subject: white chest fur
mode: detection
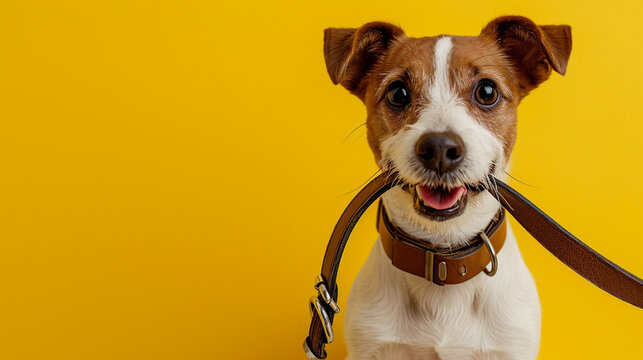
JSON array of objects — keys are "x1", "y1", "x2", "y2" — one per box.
[{"x1": 343, "y1": 223, "x2": 541, "y2": 360}]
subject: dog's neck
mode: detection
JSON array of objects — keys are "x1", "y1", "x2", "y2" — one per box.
[{"x1": 381, "y1": 186, "x2": 502, "y2": 248}]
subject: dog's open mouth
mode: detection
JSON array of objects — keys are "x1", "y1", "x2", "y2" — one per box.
[
  {"x1": 411, "y1": 184, "x2": 469, "y2": 221},
  {"x1": 417, "y1": 185, "x2": 467, "y2": 210},
  {"x1": 402, "y1": 180, "x2": 488, "y2": 222}
]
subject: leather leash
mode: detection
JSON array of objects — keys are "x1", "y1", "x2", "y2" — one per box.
[
  {"x1": 304, "y1": 172, "x2": 643, "y2": 359},
  {"x1": 490, "y1": 177, "x2": 643, "y2": 308}
]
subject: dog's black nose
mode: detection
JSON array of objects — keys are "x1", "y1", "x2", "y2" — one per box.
[{"x1": 415, "y1": 133, "x2": 464, "y2": 175}]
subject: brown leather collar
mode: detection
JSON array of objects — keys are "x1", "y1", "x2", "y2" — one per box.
[{"x1": 377, "y1": 202, "x2": 506, "y2": 285}]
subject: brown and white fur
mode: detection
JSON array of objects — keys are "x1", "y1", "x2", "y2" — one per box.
[{"x1": 323, "y1": 16, "x2": 572, "y2": 360}]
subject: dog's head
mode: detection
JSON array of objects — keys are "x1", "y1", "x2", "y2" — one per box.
[{"x1": 323, "y1": 16, "x2": 571, "y2": 243}]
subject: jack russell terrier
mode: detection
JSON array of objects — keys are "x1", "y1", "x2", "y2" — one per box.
[{"x1": 323, "y1": 16, "x2": 571, "y2": 359}]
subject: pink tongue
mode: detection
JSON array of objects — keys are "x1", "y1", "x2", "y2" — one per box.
[{"x1": 418, "y1": 186, "x2": 466, "y2": 210}]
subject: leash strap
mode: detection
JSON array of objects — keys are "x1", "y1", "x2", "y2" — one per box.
[
  {"x1": 304, "y1": 173, "x2": 392, "y2": 359},
  {"x1": 491, "y1": 177, "x2": 643, "y2": 308},
  {"x1": 304, "y1": 173, "x2": 643, "y2": 359}
]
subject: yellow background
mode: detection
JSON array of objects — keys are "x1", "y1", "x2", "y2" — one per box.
[{"x1": 1, "y1": 0, "x2": 642, "y2": 359}]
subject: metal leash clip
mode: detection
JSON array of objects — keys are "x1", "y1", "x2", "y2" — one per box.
[
  {"x1": 303, "y1": 275, "x2": 341, "y2": 359},
  {"x1": 314, "y1": 275, "x2": 340, "y2": 314}
]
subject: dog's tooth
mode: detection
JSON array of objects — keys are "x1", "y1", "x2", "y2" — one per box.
[
  {"x1": 460, "y1": 187, "x2": 468, "y2": 200},
  {"x1": 455, "y1": 187, "x2": 465, "y2": 201}
]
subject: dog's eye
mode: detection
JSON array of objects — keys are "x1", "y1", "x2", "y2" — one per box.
[
  {"x1": 473, "y1": 79, "x2": 499, "y2": 107},
  {"x1": 386, "y1": 81, "x2": 410, "y2": 109}
]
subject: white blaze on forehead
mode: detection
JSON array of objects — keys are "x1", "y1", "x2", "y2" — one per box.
[
  {"x1": 379, "y1": 34, "x2": 504, "y2": 187},
  {"x1": 430, "y1": 36, "x2": 453, "y2": 104}
]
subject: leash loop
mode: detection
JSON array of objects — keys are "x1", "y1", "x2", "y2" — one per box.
[
  {"x1": 303, "y1": 337, "x2": 324, "y2": 360},
  {"x1": 304, "y1": 173, "x2": 393, "y2": 359}
]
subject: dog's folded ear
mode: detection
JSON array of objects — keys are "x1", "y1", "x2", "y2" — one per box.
[
  {"x1": 324, "y1": 22, "x2": 405, "y2": 97},
  {"x1": 480, "y1": 16, "x2": 572, "y2": 96}
]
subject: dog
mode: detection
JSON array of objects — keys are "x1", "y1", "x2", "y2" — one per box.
[{"x1": 322, "y1": 16, "x2": 571, "y2": 359}]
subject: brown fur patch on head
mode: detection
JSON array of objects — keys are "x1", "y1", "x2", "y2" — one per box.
[
  {"x1": 361, "y1": 36, "x2": 438, "y2": 163},
  {"x1": 360, "y1": 34, "x2": 521, "y2": 163},
  {"x1": 480, "y1": 16, "x2": 572, "y2": 97},
  {"x1": 323, "y1": 22, "x2": 406, "y2": 99},
  {"x1": 448, "y1": 36, "x2": 519, "y2": 160},
  {"x1": 323, "y1": 17, "x2": 571, "y2": 166}
]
